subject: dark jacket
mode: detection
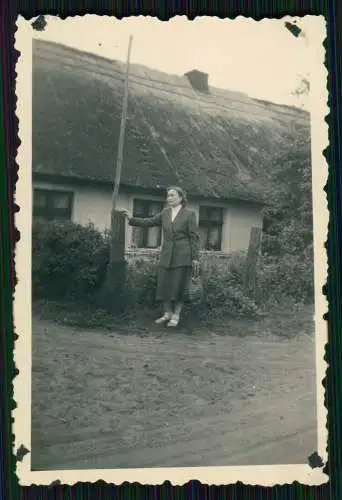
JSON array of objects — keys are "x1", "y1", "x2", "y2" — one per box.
[{"x1": 129, "y1": 206, "x2": 200, "y2": 268}]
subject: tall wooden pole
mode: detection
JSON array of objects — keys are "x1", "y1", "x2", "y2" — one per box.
[
  {"x1": 243, "y1": 226, "x2": 262, "y2": 298},
  {"x1": 111, "y1": 34, "x2": 133, "y2": 211},
  {"x1": 101, "y1": 36, "x2": 133, "y2": 311}
]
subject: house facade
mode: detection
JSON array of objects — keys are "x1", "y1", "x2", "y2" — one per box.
[
  {"x1": 32, "y1": 178, "x2": 263, "y2": 254},
  {"x1": 32, "y1": 40, "x2": 310, "y2": 256}
]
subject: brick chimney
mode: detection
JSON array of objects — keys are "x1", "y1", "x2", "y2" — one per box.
[{"x1": 184, "y1": 69, "x2": 209, "y2": 94}]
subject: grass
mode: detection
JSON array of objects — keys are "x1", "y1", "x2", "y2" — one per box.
[
  {"x1": 32, "y1": 298, "x2": 314, "y2": 339},
  {"x1": 31, "y1": 300, "x2": 317, "y2": 470}
]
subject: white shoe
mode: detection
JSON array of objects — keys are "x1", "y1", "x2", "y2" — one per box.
[
  {"x1": 155, "y1": 314, "x2": 171, "y2": 324},
  {"x1": 167, "y1": 315, "x2": 180, "y2": 327}
]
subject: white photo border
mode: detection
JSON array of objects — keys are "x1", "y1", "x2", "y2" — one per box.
[{"x1": 13, "y1": 14, "x2": 329, "y2": 486}]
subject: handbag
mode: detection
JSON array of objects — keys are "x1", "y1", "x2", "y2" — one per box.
[{"x1": 187, "y1": 274, "x2": 204, "y2": 304}]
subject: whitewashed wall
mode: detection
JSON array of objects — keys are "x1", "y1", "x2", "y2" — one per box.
[{"x1": 228, "y1": 205, "x2": 264, "y2": 252}]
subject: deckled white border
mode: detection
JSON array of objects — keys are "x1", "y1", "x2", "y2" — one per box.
[{"x1": 13, "y1": 14, "x2": 329, "y2": 486}]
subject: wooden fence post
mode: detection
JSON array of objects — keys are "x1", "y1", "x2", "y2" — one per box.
[
  {"x1": 100, "y1": 210, "x2": 127, "y2": 311},
  {"x1": 243, "y1": 226, "x2": 262, "y2": 296}
]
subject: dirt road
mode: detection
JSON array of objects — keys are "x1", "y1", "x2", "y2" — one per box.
[{"x1": 31, "y1": 313, "x2": 317, "y2": 470}]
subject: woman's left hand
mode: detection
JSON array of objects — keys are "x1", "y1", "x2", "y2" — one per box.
[{"x1": 192, "y1": 260, "x2": 200, "y2": 277}]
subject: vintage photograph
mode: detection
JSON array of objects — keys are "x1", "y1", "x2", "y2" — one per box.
[{"x1": 14, "y1": 15, "x2": 328, "y2": 485}]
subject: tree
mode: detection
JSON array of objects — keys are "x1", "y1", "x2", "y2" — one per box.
[
  {"x1": 262, "y1": 123, "x2": 313, "y2": 258},
  {"x1": 260, "y1": 123, "x2": 314, "y2": 302}
]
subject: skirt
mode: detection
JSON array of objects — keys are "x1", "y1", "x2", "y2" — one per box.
[{"x1": 156, "y1": 266, "x2": 192, "y2": 303}]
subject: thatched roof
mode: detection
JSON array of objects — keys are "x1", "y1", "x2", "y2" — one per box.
[{"x1": 32, "y1": 39, "x2": 310, "y2": 204}]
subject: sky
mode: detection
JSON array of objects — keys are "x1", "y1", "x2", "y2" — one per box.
[{"x1": 32, "y1": 15, "x2": 322, "y2": 109}]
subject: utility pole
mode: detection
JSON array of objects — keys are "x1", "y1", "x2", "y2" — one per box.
[
  {"x1": 102, "y1": 36, "x2": 133, "y2": 311},
  {"x1": 111, "y1": 35, "x2": 133, "y2": 211}
]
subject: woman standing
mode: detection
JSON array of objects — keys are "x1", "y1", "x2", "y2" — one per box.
[{"x1": 124, "y1": 186, "x2": 200, "y2": 327}]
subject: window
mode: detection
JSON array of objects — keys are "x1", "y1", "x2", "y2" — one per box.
[
  {"x1": 33, "y1": 188, "x2": 73, "y2": 221},
  {"x1": 199, "y1": 206, "x2": 223, "y2": 251},
  {"x1": 131, "y1": 199, "x2": 163, "y2": 249}
]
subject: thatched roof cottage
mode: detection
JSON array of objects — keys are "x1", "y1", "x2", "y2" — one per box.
[{"x1": 32, "y1": 40, "x2": 310, "y2": 254}]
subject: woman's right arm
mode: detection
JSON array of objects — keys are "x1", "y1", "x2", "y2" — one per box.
[{"x1": 125, "y1": 209, "x2": 164, "y2": 228}]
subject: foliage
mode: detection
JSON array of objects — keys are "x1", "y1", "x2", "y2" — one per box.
[
  {"x1": 255, "y1": 254, "x2": 314, "y2": 305},
  {"x1": 32, "y1": 219, "x2": 261, "y2": 318},
  {"x1": 32, "y1": 203, "x2": 314, "y2": 326},
  {"x1": 124, "y1": 252, "x2": 261, "y2": 317},
  {"x1": 124, "y1": 257, "x2": 159, "y2": 308},
  {"x1": 32, "y1": 218, "x2": 109, "y2": 300},
  {"x1": 261, "y1": 122, "x2": 314, "y2": 302},
  {"x1": 200, "y1": 253, "x2": 260, "y2": 317}
]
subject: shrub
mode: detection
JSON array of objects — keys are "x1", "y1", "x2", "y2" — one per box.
[
  {"x1": 32, "y1": 218, "x2": 109, "y2": 300},
  {"x1": 124, "y1": 257, "x2": 159, "y2": 308},
  {"x1": 32, "y1": 219, "x2": 313, "y2": 319},
  {"x1": 201, "y1": 252, "x2": 260, "y2": 317},
  {"x1": 122, "y1": 251, "x2": 260, "y2": 317},
  {"x1": 255, "y1": 252, "x2": 314, "y2": 305}
]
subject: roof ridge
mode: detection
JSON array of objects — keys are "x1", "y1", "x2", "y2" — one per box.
[
  {"x1": 33, "y1": 39, "x2": 308, "y2": 118},
  {"x1": 35, "y1": 54, "x2": 308, "y2": 123}
]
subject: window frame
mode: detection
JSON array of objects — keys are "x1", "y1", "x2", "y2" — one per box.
[
  {"x1": 198, "y1": 205, "x2": 224, "y2": 251},
  {"x1": 33, "y1": 188, "x2": 74, "y2": 221},
  {"x1": 131, "y1": 198, "x2": 164, "y2": 249}
]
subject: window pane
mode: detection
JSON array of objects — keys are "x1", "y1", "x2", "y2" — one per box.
[
  {"x1": 147, "y1": 227, "x2": 161, "y2": 248},
  {"x1": 131, "y1": 227, "x2": 145, "y2": 248},
  {"x1": 207, "y1": 226, "x2": 221, "y2": 250},
  {"x1": 33, "y1": 209, "x2": 48, "y2": 219},
  {"x1": 53, "y1": 210, "x2": 70, "y2": 221},
  {"x1": 34, "y1": 190, "x2": 47, "y2": 208},
  {"x1": 199, "y1": 206, "x2": 223, "y2": 223},
  {"x1": 210, "y1": 208, "x2": 223, "y2": 222},
  {"x1": 199, "y1": 227, "x2": 208, "y2": 249},
  {"x1": 148, "y1": 202, "x2": 162, "y2": 216},
  {"x1": 34, "y1": 189, "x2": 72, "y2": 221},
  {"x1": 199, "y1": 206, "x2": 209, "y2": 222},
  {"x1": 133, "y1": 200, "x2": 163, "y2": 217},
  {"x1": 33, "y1": 214, "x2": 48, "y2": 222},
  {"x1": 52, "y1": 192, "x2": 70, "y2": 209},
  {"x1": 133, "y1": 200, "x2": 146, "y2": 217}
]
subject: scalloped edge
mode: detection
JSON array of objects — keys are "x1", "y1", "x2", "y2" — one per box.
[{"x1": 12, "y1": 13, "x2": 329, "y2": 486}]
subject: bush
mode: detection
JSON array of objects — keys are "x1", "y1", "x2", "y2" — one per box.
[
  {"x1": 32, "y1": 219, "x2": 313, "y2": 319},
  {"x1": 124, "y1": 257, "x2": 159, "y2": 308},
  {"x1": 32, "y1": 218, "x2": 109, "y2": 300},
  {"x1": 201, "y1": 252, "x2": 260, "y2": 317},
  {"x1": 255, "y1": 252, "x2": 314, "y2": 305},
  {"x1": 123, "y1": 251, "x2": 260, "y2": 317}
]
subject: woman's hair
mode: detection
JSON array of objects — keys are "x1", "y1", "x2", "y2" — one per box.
[{"x1": 166, "y1": 186, "x2": 187, "y2": 206}]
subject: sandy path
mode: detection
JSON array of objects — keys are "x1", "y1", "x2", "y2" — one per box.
[{"x1": 31, "y1": 316, "x2": 317, "y2": 470}]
